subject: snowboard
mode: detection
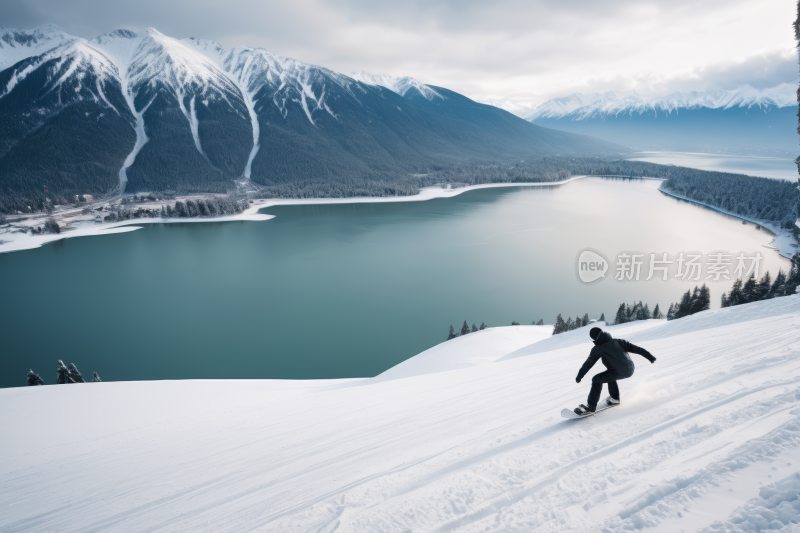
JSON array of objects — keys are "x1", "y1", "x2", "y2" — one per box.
[{"x1": 561, "y1": 397, "x2": 619, "y2": 419}]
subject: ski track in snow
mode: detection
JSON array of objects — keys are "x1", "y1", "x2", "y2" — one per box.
[{"x1": 2, "y1": 297, "x2": 800, "y2": 531}]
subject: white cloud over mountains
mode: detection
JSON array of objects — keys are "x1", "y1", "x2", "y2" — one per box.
[{"x1": 0, "y1": 0, "x2": 795, "y2": 105}]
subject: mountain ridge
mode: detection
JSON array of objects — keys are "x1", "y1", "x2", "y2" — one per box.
[
  {"x1": 0, "y1": 25, "x2": 622, "y2": 212},
  {"x1": 504, "y1": 84, "x2": 799, "y2": 153}
]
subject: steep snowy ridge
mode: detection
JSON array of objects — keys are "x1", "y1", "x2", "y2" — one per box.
[
  {"x1": 0, "y1": 25, "x2": 621, "y2": 204},
  {"x1": 0, "y1": 24, "x2": 74, "y2": 71},
  {"x1": 2, "y1": 296, "x2": 800, "y2": 531},
  {"x1": 350, "y1": 69, "x2": 442, "y2": 100},
  {"x1": 0, "y1": 38, "x2": 121, "y2": 102},
  {"x1": 529, "y1": 83, "x2": 797, "y2": 120},
  {"x1": 91, "y1": 29, "x2": 247, "y2": 159}
]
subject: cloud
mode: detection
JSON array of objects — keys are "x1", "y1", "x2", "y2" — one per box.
[{"x1": 0, "y1": 0, "x2": 795, "y2": 104}]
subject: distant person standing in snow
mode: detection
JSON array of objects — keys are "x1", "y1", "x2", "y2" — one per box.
[{"x1": 573, "y1": 327, "x2": 656, "y2": 415}]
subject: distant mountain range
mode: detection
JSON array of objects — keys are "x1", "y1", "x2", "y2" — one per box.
[
  {"x1": 484, "y1": 85, "x2": 797, "y2": 153},
  {"x1": 0, "y1": 25, "x2": 619, "y2": 211}
]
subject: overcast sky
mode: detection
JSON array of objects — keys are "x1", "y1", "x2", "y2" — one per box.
[{"x1": 2, "y1": 0, "x2": 796, "y2": 105}]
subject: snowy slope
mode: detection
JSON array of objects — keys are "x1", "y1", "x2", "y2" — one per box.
[
  {"x1": 3, "y1": 296, "x2": 800, "y2": 531},
  {"x1": 350, "y1": 69, "x2": 442, "y2": 100},
  {"x1": 0, "y1": 24, "x2": 74, "y2": 71}
]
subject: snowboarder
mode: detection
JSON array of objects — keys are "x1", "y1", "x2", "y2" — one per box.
[{"x1": 573, "y1": 327, "x2": 656, "y2": 415}]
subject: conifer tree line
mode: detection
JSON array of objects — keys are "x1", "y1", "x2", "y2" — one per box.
[
  {"x1": 26, "y1": 360, "x2": 101, "y2": 386},
  {"x1": 613, "y1": 302, "x2": 665, "y2": 324},
  {"x1": 103, "y1": 198, "x2": 249, "y2": 222},
  {"x1": 446, "y1": 317, "x2": 545, "y2": 340},
  {"x1": 553, "y1": 313, "x2": 592, "y2": 334},
  {"x1": 720, "y1": 253, "x2": 800, "y2": 308},
  {"x1": 665, "y1": 286, "x2": 710, "y2": 320},
  {"x1": 5, "y1": 156, "x2": 796, "y2": 223}
]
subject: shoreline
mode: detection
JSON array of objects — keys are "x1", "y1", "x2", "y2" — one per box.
[
  {"x1": 1, "y1": 176, "x2": 606, "y2": 254},
  {"x1": 0, "y1": 175, "x2": 712, "y2": 255},
  {"x1": 658, "y1": 185, "x2": 799, "y2": 258}
]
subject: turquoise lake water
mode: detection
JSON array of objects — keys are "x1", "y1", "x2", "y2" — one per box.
[{"x1": 0, "y1": 178, "x2": 790, "y2": 387}]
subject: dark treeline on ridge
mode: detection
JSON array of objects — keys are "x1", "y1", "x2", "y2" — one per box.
[
  {"x1": 4, "y1": 157, "x2": 798, "y2": 224},
  {"x1": 102, "y1": 197, "x2": 250, "y2": 222},
  {"x1": 27, "y1": 360, "x2": 101, "y2": 386},
  {"x1": 721, "y1": 253, "x2": 800, "y2": 308}
]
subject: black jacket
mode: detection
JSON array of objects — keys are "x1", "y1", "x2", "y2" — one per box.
[{"x1": 577, "y1": 332, "x2": 655, "y2": 381}]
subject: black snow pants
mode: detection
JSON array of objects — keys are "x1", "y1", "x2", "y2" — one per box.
[{"x1": 587, "y1": 369, "x2": 629, "y2": 410}]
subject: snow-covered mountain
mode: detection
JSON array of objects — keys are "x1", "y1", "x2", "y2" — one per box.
[
  {"x1": 0, "y1": 24, "x2": 73, "y2": 71},
  {"x1": 520, "y1": 85, "x2": 798, "y2": 152},
  {"x1": 529, "y1": 84, "x2": 797, "y2": 120},
  {"x1": 349, "y1": 70, "x2": 442, "y2": 100},
  {"x1": 0, "y1": 25, "x2": 619, "y2": 211},
  {"x1": 4, "y1": 295, "x2": 800, "y2": 531}
]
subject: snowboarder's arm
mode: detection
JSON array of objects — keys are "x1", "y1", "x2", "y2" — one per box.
[
  {"x1": 617, "y1": 339, "x2": 656, "y2": 363},
  {"x1": 576, "y1": 349, "x2": 601, "y2": 382}
]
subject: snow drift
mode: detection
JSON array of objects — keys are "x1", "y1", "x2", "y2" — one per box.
[{"x1": 2, "y1": 296, "x2": 800, "y2": 531}]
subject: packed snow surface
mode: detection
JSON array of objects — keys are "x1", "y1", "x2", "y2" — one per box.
[{"x1": 3, "y1": 296, "x2": 800, "y2": 531}]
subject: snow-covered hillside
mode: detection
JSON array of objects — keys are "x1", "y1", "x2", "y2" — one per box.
[{"x1": 3, "y1": 296, "x2": 800, "y2": 531}]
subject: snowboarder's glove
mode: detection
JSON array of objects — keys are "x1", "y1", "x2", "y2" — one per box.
[
  {"x1": 650, "y1": 356, "x2": 656, "y2": 364},
  {"x1": 575, "y1": 376, "x2": 581, "y2": 383}
]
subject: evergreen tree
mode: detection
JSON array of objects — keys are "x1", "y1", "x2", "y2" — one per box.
[
  {"x1": 599, "y1": 313, "x2": 605, "y2": 323},
  {"x1": 720, "y1": 292, "x2": 729, "y2": 308},
  {"x1": 471, "y1": 323, "x2": 478, "y2": 333},
  {"x1": 536, "y1": 319, "x2": 544, "y2": 325},
  {"x1": 769, "y1": 269, "x2": 787, "y2": 298},
  {"x1": 43, "y1": 217, "x2": 60, "y2": 234},
  {"x1": 511, "y1": 321, "x2": 520, "y2": 326},
  {"x1": 674, "y1": 289, "x2": 692, "y2": 319},
  {"x1": 90, "y1": 372, "x2": 101, "y2": 382},
  {"x1": 756, "y1": 272, "x2": 772, "y2": 300},
  {"x1": 553, "y1": 313, "x2": 566, "y2": 334},
  {"x1": 728, "y1": 278, "x2": 744, "y2": 306},
  {"x1": 67, "y1": 363, "x2": 85, "y2": 383},
  {"x1": 667, "y1": 303, "x2": 675, "y2": 321},
  {"x1": 698, "y1": 284, "x2": 711, "y2": 312},
  {"x1": 581, "y1": 313, "x2": 590, "y2": 327},
  {"x1": 642, "y1": 303, "x2": 651, "y2": 320},
  {"x1": 447, "y1": 325, "x2": 457, "y2": 340},
  {"x1": 461, "y1": 320, "x2": 470, "y2": 335},
  {"x1": 564, "y1": 317, "x2": 574, "y2": 331},
  {"x1": 613, "y1": 303, "x2": 627, "y2": 325},
  {"x1": 652, "y1": 304, "x2": 663, "y2": 319},
  {"x1": 27, "y1": 370, "x2": 45, "y2": 386},
  {"x1": 787, "y1": 253, "x2": 800, "y2": 295},
  {"x1": 56, "y1": 360, "x2": 74, "y2": 384},
  {"x1": 742, "y1": 275, "x2": 758, "y2": 304},
  {"x1": 479, "y1": 322, "x2": 486, "y2": 330}
]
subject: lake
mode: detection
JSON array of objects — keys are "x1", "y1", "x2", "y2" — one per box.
[
  {"x1": 627, "y1": 151, "x2": 798, "y2": 181},
  {"x1": 0, "y1": 178, "x2": 790, "y2": 387}
]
